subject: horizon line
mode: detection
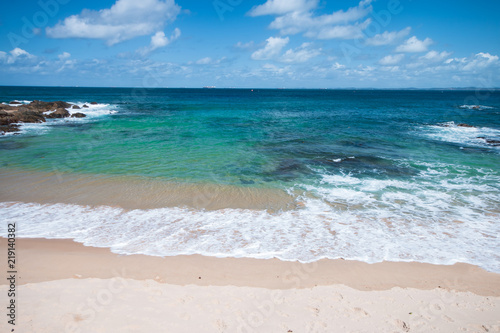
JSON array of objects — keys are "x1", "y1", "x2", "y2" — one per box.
[{"x1": 1, "y1": 85, "x2": 500, "y2": 91}]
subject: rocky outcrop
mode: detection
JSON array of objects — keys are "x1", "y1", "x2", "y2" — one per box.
[
  {"x1": 457, "y1": 123, "x2": 475, "y2": 128},
  {"x1": 0, "y1": 104, "x2": 19, "y2": 111},
  {"x1": 477, "y1": 137, "x2": 500, "y2": 146},
  {"x1": 13, "y1": 110, "x2": 46, "y2": 123},
  {"x1": 82, "y1": 104, "x2": 89, "y2": 108},
  {"x1": 0, "y1": 100, "x2": 88, "y2": 135},
  {"x1": 46, "y1": 108, "x2": 70, "y2": 119},
  {"x1": 27, "y1": 100, "x2": 72, "y2": 112},
  {"x1": 0, "y1": 124, "x2": 20, "y2": 135},
  {"x1": 90, "y1": 102, "x2": 98, "y2": 105},
  {"x1": 9, "y1": 101, "x2": 22, "y2": 105},
  {"x1": 71, "y1": 112, "x2": 87, "y2": 118},
  {"x1": 0, "y1": 109, "x2": 45, "y2": 135}
]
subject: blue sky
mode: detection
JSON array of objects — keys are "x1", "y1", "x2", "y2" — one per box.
[{"x1": 1, "y1": 0, "x2": 499, "y2": 88}]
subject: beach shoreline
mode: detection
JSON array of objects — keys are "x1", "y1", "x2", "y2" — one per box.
[
  {"x1": 2, "y1": 237, "x2": 499, "y2": 296},
  {"x1": 1, "y1": 237, "x2": 500, "y2": 332}
]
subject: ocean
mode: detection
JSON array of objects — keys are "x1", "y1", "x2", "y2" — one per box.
[{"x1": 1, "y1": 86, "x2": 499, "y2": 272}]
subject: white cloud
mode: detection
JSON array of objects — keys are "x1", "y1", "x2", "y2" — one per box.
[
  {"x1": 395, "y1": 36, "x2": 433, "y2": 53},
  {"x1": 251, "y1": 36, "x2": 289, "y2": 60},
  {"x1": 192, "y1": 57, "x2": 227, "y2": 66},
  {"x1": 248, "y1": 0, "x2": 318, "y2": 16},
  {"x1": 365, "y1": 27, "x2": 411, "y2": 46},
  {"x1": 379, "y1": 54, "x2": 404, "y2": 65},
  {"x1": 332, "y1": 62, "x2": 345, "y2": 70},
  {"x1": 151, "y1": 28, "x2": 180, "y2": 49},
  {"x1": 307, "y1": 19, "x2": 371, "y2": 40},
  {"x1": 234, "y1": 41, "x2": 255, "y2": 50},
  {"x1": 138, "y1": 28, "x2": 181, "y2": 55},
  {"x1": 196, "y1": 57, "x2": 212, "y2": 65},
  {"x1": 462, "y1": 52, "x2": 499, "y2": 71},
  {"x1": 0, "y1": 48, "x2": 36, "y2": 64},
  {"x1": 280, "y1": 43, "x2": 321, "y2": 63},
  {"x1": 444, "y1": 57, "x2": 466, "y2": 65},
  {"x1": 58, "y1": 52, "x2": 71, "y2": 60},
  {"x1": 261, "y1": 63, "x2": 292, "y2": 76},
  {"x1": 249, "y1": 0, "x2": 373, "y2": 40},
  {"x1": 46, "y1": 0, "x2": 181, "y2": 45},
  {"x1": 420, "y1": 50, "x2": 452, "y2": 62}
]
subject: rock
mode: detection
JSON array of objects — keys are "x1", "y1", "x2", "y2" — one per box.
[
  {"x1": 0, "y1": 115, "x2": 15, "y2": 126},
  {"x1": 70, "y1": 112, "x2": 87, "y2": 118},
  {"x1": 17, "y1": 106, "x2": 30, "y2": 112},
  {"x1": 82, "y1": 105, "x2": 89, "y2": 108},
  {"x1": 9, "y1": 101, "x2": 22, "y2": 105},
  {"x1": 457, "y1": 123, "x2": 475, "y2": 128},
  {"x1": 90, "y1": 102, "x2": 98, "y2": 105},
  {"x1": 29, "y1": 100, "x2": 71, "y2": 112},
  {"x1": 477, "y1": 137, "x2": 500, "y2": 146},
  {"x1": 71, "y1": 105, "x2": 81, "y2": 109},
  {"x1": 0, "y1": 104, "x2": 18, "y2": 111},
  {"x1": 12, "y1": 110, "x2": 46, "y2": 123},
  {"x1": 485, "y1": 139, "x2": 500, "y2": 146},
  {"x1": 0, "y1": 124, "x2": 20, "y2": 134},
  {"x1": 0, "y1": 110, "x2": 8, "y2": 116},
  {"x1": 46, "y1": 108, "x2": 70, "y2": 119}
]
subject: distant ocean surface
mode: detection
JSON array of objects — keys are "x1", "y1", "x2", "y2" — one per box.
[{"x1": 1, "y1": 86, "x2": 499, "y2": 272}]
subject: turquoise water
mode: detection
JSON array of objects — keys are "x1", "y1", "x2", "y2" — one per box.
[{"x1": 1, "y1": 87, "x2": 499, "y2": 271}]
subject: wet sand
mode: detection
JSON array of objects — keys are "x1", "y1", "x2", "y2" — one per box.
[{"x1": 0, "y1": 167, "x2": 296, "y2": 211}]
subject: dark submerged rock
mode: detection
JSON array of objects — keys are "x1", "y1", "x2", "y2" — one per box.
[
  {"x1": 71, "y1": 105, "x2": 81, "y2": 109},
  {"x1": 82, "y1": 104, "x2": 89, "y2": 108},
  {"x1": 90, "y1": 102, "x2": 98, "y2": 105},
  {"x1": 70, "y1": 112, "x2": 87, "y2": 118}
]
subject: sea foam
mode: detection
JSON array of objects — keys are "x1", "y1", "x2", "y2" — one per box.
[{"x1": 1, "y1": 175, "x2": 498, "y2": 273}]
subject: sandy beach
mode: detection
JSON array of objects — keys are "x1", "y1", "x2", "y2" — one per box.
[{"x1": 1, "y1": 238, "x2": 499, "y2": 332}]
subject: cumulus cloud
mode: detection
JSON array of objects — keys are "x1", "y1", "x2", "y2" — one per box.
[
  {"x1": 248, "y1": 0, "x2": 373, "y2": 40},
  {"x1": 58, "y1": 52, "x2": 71, "y2": 60},
  {"x1": 0, "y1": 48, "x2": 36, "y2": 64},
  {"x1": 365, "y1": 27, "x2": 411, "y2": 46},
  {"x1": 137, "y1": 28, "x2": 181, "y2": 55},
  {"x1": 420, "y1": 50, "x2": 452, "y2": 62},
  {"x1": 396, "y1": 36, "x2": 433, "y2": 53},
  {"x1": 280, "y1": 43, "x2": 321, "y2": 63},
  {"x1": 462, "y1": 52, "x2": 499, "y2": 71},
  {"x1": 251, "y1": 36, "x2": 289, "y2": 60},
  {"x1": 379, "y1": 54, "x2": 404, "y2": 65},
  {"x1": 46, "y1": 0, "x2": 181, "y2": 45},
  {"x1": 308, "y1": 19, "x2": 371, "y2": 39},
  {"x1": 248, "y1": 0, "x2": 318, "y2": 16}
]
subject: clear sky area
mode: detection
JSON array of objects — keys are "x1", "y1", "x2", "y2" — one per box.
[{"x1": 1, "y1": 0, "x2": 499, "y2": 88}]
